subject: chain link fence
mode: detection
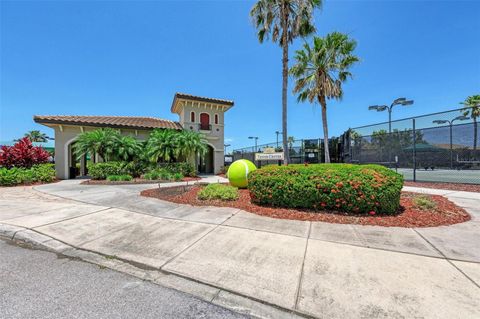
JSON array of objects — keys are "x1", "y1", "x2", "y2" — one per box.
[
  {"x1": 233, "y1": 137, "x2": 344, "y2": 168},
  {"x1": 344, "y1": 106, "x2": 479, "y2": 184},
  {"x1": 232, "y1": 107, "x2": 479, "y2": 185}
]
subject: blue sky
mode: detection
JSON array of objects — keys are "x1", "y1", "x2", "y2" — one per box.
[{"x1": 1, "y1": 0, "x2": 479, "y2": 151}]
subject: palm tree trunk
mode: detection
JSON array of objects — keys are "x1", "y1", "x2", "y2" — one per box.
[
  {"x1": 281, "y1": 2, "x2": 289, "y2": 165},
  {"x1": 474, "y1": 118, "x2": 478, "y2": 152},
  {"x1": 319, "y1": 96, "x2": 330, "y2": 163}
]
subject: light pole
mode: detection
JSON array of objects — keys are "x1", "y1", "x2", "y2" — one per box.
[
  {"x1": 369, "y1": 98, "x2": 414, "y2": 165},
  {"x1": 433, "y1": 115, "x2": 469, "y2": 168},
  {"x1": 248, "y1": 136, "x2": 259, "y2": 152},
  {"x1": 224, "y1": 143, "x2": 231, "y2": 154},
  {"x1": 275, "y1": 131, "x2": 282, "y2": 148},
  {"x1": 369, "y1": 97, "x2": 414, "y2": 134}
]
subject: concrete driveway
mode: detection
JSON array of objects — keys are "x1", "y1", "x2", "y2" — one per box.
[{"x1": 1, "y1": 180, "x2": 479, "y2": 318}]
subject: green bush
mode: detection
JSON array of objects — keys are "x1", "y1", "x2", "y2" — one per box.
[
  {"x1": 198, "y1": 183, "x2": 239, "y2": 201},
  {"x1": 106, "y1": 174, "x2": 133, "y2": 182},
  {"x1": 158, "y1": 162, "x2": 196, "y2": 177},
  {"x1": 121, "y1": 161, "x2": 148, "y2": 178},
  {"x1": 173, "y1": 172, "x2": 184, "y2": 181},
  {"x1": 144, "y1": 168, "x2": 169, "y2": 180},
  {"x1": 0, "y1": 164, "x2": 55, "y2": 186},
  {"x1": 31, "y1": 164, "x2": 56, "y2": 182},
  {"x1": 248, "y1": 164, "x2": 403, "y2": 214},
  {"x1": 87, "y1": 162, "x2": 124, "y2": 180}
]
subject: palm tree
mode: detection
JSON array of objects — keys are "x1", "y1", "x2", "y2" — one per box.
[
  {"x1": 290, "y1": 32, "x2": 359, "y2": 163},
  {"x1": 145, "y1": 129, "x2": 179, "y2": 163},
  {"x1": 176, "y1": 130, "x2": 208, "y2": 161},
  {"x1": 250, "y1": 0, "x2": 321, "y2": 164},
  {"x1": 461, "y1": 95, "x2": 480, "y2": 151},
  {"x1": 24, "y1": 130, "x2": 49, "y2": 142},
  {"x1": 116, "y1": 135, "x2": 142, "y2": 161},
  {"x1": 74, "y1": 128, "x2": 120, "y2": 162}
]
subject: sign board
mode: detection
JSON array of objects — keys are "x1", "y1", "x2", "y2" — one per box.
[
  {"x1": 255, "y1": 152, "x2": 284, "y2": 161},
  {"x1": 224, "y1": 156, "x2": 233, "y2": 163},
  {"x1": 263, "y1": 147, "x2": 275, "y2": 154}
]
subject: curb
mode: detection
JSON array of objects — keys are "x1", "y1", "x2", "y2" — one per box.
[{"x1": 0, "y1": 223, "x2": 311, "y2": 319}]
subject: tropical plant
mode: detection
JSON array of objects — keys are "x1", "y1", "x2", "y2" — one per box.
[
  {"x1": 250, "y1": 0, "x2": 321, "y2": 164},
  {"x1": 145, "y1": 129, "x2": 207, "y2": 164},
  {"x1": 0, "y1": 137, "x2": 50, "y2": 168},
  {"x1": 74, "y1": 128, "x2": 121, "y2": 162},
  {"x1": 145, "y1": 129, "x2": 180, "y2": 163},
  {"x1": 116, "y1": 135, "x2": 142, "y2": 161},
  {"x1": 460, "y1": 94, "x2": 480, "y2": 151},
  {"x1": 24, "y1": 130, "x2": 49, "y2": 143},
  {"x1": 176, "y1": 129, "x2": 208, "y2": 161},
  {"x1": 290, "y1": 32, "x2": 359, "y2": 163}
]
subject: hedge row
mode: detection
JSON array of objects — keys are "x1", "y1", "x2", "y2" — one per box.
[
  {"x1": 248, "y1": 164, "x2": 403, "y2": 214},
  {"x1": 0, "y1": 164, "x2": 56, "y2": 186},
  {"x1": 87, "y1": 161, "x2": 195, "y2": 180}
]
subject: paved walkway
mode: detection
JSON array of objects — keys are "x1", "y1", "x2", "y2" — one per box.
[{"x1": 1, "y1": 179, "x2": 479, "y2": 318}]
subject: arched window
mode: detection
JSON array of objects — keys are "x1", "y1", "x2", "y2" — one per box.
[
  {"x1": 200, "y1": 113, "x2": 210, "y2": 130},
  {"x1": 190, "y1": 111, "x2": 195, "y2": 122},
  {"x1": 214, "y1": 114, "x2": 219, "y2": 125}
]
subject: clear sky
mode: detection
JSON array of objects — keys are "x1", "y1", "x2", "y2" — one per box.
[{"x1": 1, "y1": 0, "x2": 479, "y2": 151}]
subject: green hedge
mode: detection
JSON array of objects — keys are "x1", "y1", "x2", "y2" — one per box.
[
  {"x1": 106, "y1": 175, "x2": 133, "y2": 182},
  {"x1": 248, "y1": 164, "x2": 403, "y2": 214},
  {"x1": 0, "y1": 164, "x2": 55, "y2": 186},
  {"x1": 87, "y1": 162, "x2": 124, "y2": 180},
  {"x1": 88, "y1": 161, "x2": 195, "y2": 180},
  {"x1": 157, "y1": 162, "x2": 196, "y2": 177}
]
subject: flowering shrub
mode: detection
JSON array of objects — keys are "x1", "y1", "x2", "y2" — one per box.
[
  {"x1": 0, "y1": 137, "x2": 50, "y2": 168},
  {"x1": 248, "y1": 164, "x2": 403, "y2": 214}
]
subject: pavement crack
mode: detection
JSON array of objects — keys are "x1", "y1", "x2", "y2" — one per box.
[
  {"x1": 413, "y1": 228, "x2": 480, "y2": 289},
  {"x1": 294, "y1": 221, "x2": 312, "y2": 310}
]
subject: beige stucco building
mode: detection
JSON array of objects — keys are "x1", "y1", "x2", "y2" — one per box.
[{"x1": 34, "y1": 93, "x2": 234, "y2": 179}]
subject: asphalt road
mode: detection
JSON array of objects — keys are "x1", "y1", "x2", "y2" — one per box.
[{"x1": 0, "y1": 239, "x2": 248, "y2": 319}]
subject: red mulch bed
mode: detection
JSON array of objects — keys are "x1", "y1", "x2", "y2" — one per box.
[
  {"x1": 141, "y1": 186, "x2": 470, "y2": 228},
  {"x1": 81, "y1": 176, "x2": 201, "y2": 185},
  {"x1": 404, "y1": 181, "x2": 480, "y2": 193}
]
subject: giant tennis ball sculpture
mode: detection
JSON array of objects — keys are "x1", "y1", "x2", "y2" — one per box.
[{"x1": 227, "y1": 159, "x2": 257, "y2": 188}]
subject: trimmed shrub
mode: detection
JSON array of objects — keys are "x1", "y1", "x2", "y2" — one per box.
[
  {"x1": 121, "y1": 161, "x2": 148, "y2": 178},
  {"x1": 248, "y1": 164, "x2": 403, "y2": 214},
  {"x1": 173, "y1": 172, "x2": 184, "y2": 181},
  {"x1": 31, "y1": 164, "x2": 56, "y2": 182},
  {"x1": 0, "y1": 164, "x2": 55, "y2": 186},
  {"x1": 158, "y1": 162, "x2": 196, "y2": 177},
  {"x1": 106, "y1": 174, "x2": 133, "y2": 182},
  {"x1": 198, "y1": 183, "x2": 239, "y2": 201},
  {"x1": 88, "y1": 162, "x2": 124, "y2": 180}
]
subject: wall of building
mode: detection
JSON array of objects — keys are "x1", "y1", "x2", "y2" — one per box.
[
  {"x1": 179, "y1": 104, "x2": 225, "y2": 174},
  {"x1": 51, "y1": 125, "x2": 151, "y2": 179}
]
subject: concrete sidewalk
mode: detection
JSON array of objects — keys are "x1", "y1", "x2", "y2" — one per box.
[{"x1": 1, "y1": 180, "x2": 479, "y2": 318}]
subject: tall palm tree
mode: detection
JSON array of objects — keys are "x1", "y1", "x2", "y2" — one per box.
[
  {"x1": 24, "y1": 130, "x2": 49, "y2": 142},
  {"x1": 250, "y1": 0, "x2": 321, "y2": 164},
  {"x1": 461, "y1": 94, "x2": 480, "y2": 151},
  {"x1": 74, "y1": 128, "x2": 120, "y2": 162},
  {"x1": 116, "y1": 135, "x2": 142, "y2": 161},
  {"x1": 290, "y1": 32, "x2": 359, "y2": 163}
]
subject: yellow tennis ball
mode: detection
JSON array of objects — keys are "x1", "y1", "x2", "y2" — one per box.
[{"x1": 227, "y1": 159, "x2": 257, "y2": 188}]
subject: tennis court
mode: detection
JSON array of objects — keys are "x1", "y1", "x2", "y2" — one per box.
[{"x1": 395, "y1": 168, "x2": 480, "y2": 184}]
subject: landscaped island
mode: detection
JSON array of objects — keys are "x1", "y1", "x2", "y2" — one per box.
[{"x1": 141, "y1": 163, "x2": 470, "y2": 227}]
